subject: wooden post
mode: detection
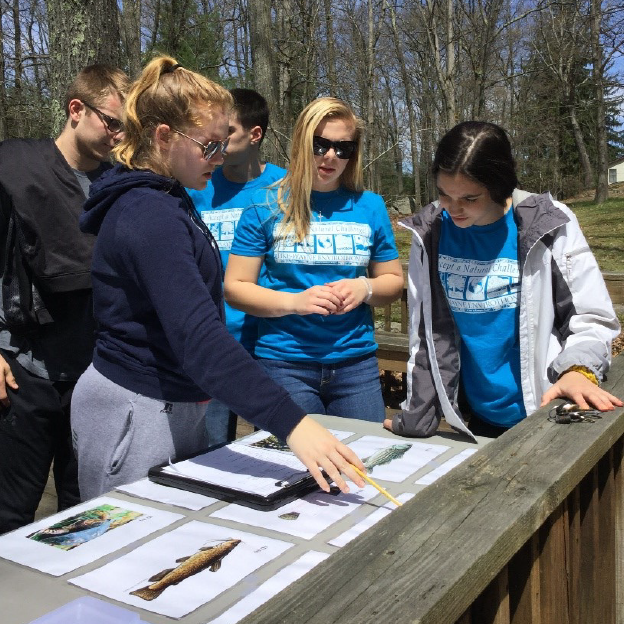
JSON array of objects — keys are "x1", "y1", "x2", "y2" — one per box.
[
  {"x1": 509, "y1": 534, "x2": 540, "y2": 623},
  {"x1": 614, "y1": 437, "x2": 624, "y2": 624},
  {"x1": 539, "y1": 506, "x2": 570, "y2": 622}
]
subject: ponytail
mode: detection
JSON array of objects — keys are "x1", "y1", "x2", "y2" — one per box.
[{"x1": 113, "y1": 55, "x2": 232, "y2": 176}]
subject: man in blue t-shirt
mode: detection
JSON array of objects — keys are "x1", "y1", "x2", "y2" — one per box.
[{"x1": 188, "y1": 88, "x2": 285, "y2": 447}]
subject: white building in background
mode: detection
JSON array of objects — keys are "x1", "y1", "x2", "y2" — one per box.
[{"x1": 608, "y1": 157, "x2": 624, "y2": 184}]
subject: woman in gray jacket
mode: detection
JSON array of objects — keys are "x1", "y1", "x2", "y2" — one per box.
[{"x1": 385, "y1": 121, "x2": 622, "y2": 439}]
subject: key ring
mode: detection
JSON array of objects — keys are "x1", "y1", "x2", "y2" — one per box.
[{"x1": 548, "y1": 403, "x2": 602, "y2": 424}]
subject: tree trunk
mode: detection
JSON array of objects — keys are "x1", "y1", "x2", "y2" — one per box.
[
  {"x1": 46, "y1": 0, "x2": 123, "y2": 134},
  {"x1": 120, "y1": 0, "x2": 142, "y2": 79},
  {"x1": 364, "y1": 0, "x2": 375, "y2": 189},
  {"x1": 443, "y1": 0, "x2": 456, "y2": 128},
  {"x1": 568, "y1": 103, "x2": 594, "y2": 189},
  {"x1": 150, "y1": 0, "x2": 161, "y2": 50},
  {"x1": 277, "y1": 0, "x2": 291, "y2": 135},
  {"x1": 382, "y1": 71, "x2": 403, "y2": 195},
  {"x1": 424, "y1": 0, "x2": 456, "y2": 130},
  {"x1": 323, "y1": 0, "x2": 337, "y2": 95},
  {"x1": 248, "y1": 0, "x2": 279, "y2": 162},
  {"x1": 0, "y1": 1, "x2": 8, "y2": 140},
  {"x1": 421, "y1": 105, "x2": 436, "y2": 203},
  {"x1": 12, "y1": 0, "x2": 23, "y2": 136},
  {"x1": 387, "y1": 0, "x2": 421, "y2": 207},
  {"x1": 590, "y1": 0, "x2": 608, "y2": 203},
  {"x1": 231, "y1": 0, "x2": 244, "y2": 78}
]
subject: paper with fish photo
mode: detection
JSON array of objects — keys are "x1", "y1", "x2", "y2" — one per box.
[
  {"x1": 233, "y1": 428, "x2": 354, "y2": 454},
  {"x1": 210, "y1": 484, "x2": 379, "y2": 539},
  {"x1": 162, "y1": 440, "x2": 316, "y2": 498},
  {"x1": 70, "y1": 520, "x2": 293, "y2": 619},
  {"x1": 206, "y1": 551, "x2": 330, "y2": 624},
  {"x1": 116, "y1": 477, "x2": 220, "y2": 510},
  {"x1": 346, "y1": 436, "x2": 450, "y2": 482},
  {"x1": 0, "y1": 496, "x2": 183, "y2": 576},
  {"x1": 27, "y1": 504, "x2": 143, "y2": 551},
  {"x1": 329, "y1": 493, "x2": 415, "y2": 548}
]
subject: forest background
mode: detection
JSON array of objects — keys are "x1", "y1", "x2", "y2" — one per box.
[{"x1": 1, "y1": 0, "x2": 623, "y2": 209}]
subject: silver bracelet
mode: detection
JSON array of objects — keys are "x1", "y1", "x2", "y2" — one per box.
[{"x1": 359, "y1": 275, "x2": 373, "y2": 303}]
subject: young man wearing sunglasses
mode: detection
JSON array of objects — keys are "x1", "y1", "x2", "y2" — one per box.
[
  {"x1": 0, "y1": 64, "x2": 129, "y2": 533},
  {"x1": 187, "y1": 88, "x2": 286, "y2": 447}
]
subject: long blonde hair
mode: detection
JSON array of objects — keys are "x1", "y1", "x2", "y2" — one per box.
[
  {"x1": 277, "y1": 97, "x2": 364, "y2": 242},
  {"x1": 114, "y1": 55, "x2": 233, "y2": 177}
]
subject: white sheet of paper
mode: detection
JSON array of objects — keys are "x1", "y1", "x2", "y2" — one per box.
[
  {"x1": 160, "y1": 429, "x2": 356, "y2": 499},
  {"x1": 414, "y1": 448, "x2": 478, "y2": 485},
  {"x1": 347, "y1": 436, "x2": 449, "y2": 482},
  {"x1": 329, "y1": 493, "x2": 415, "y2": 547},
  {"x1": 116, "y1": 478, "x2": 219, "y2": 510},
  {"x1": 233, "y1": 429, "x2": 354, "y2": 449},
  {"x1": 162, "y1": 444, "x2": 307, "y2": 497},
  {"x1": 210, "y1": 485, "x2": 380, "y2": 539},
  {"x1": 70, "y1": 520, "x2": 293, "y2": 619},
  {"x1": 206, "y1": 551, "x2": 330, "y2": 624},
  {"x1": 0, "y1": 496, "x2": 182, "y2": 576}
]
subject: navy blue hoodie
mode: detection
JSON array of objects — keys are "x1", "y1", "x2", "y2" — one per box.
[{"x1": 81, "y1": 165, "x2": 305, "y2": 441}]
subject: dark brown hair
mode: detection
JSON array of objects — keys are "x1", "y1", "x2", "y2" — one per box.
[{"x1": 432, "y1": 121, "x2": 518, "y2": 205}]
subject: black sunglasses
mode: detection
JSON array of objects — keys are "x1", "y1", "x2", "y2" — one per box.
[
  {"x1": 172, "y1": 130, "x2": 229, "y2": 161},
  {"x1": 82, "y1": 101, "x2": 124, "y2": 134},
  {"x1": 312, "y1": 135, "x2": 358, "y2": 160}
]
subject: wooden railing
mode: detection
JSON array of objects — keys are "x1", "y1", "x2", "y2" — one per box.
[
  {"x1": 239, "y1": 354, "x2": 624, "y2": 624},
  {"x1": 375, "y1": 268, "x2": 624, "y2": 392}
]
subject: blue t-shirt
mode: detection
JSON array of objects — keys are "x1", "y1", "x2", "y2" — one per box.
[
  {"x1": 232, "y1": 187, "x2": 399, "y2": 362},
  {"x1": 188, "y1": 163, "x2": 285, "y2": 352},
  {"x1": 438, "y1": 207, "x2": 525, "y2": 427}
]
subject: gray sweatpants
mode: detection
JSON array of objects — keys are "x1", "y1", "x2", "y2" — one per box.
[{"x1": 71, "y1": 364, "x2": 208, "y2": 501}]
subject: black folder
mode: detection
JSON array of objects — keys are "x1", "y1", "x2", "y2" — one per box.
[{"x1": 148, "y1": 442, "x2": 326, "y2": 511}]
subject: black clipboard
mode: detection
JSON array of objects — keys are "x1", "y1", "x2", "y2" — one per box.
[{"x1": 148, "y1": 444, "x2": 326, "y2": 511}]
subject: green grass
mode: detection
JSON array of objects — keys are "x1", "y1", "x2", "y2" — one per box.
[
  {"x1": 567, "y1": 197, "x2": 624, "y2": 272},
  {"x1": 394, "y1": 227, "x2": 411, "y2": 262},
  {"x1": 392, "y1": 196, "x2": 624, "y2": 272}
]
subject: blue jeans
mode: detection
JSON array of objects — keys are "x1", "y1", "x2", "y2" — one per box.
[
  {"x1": 257, "y1": 353, "x2": 385, "y2": 422},
  {"x1": 204, "y1": 399, "x2": 237, "y2": 448}
]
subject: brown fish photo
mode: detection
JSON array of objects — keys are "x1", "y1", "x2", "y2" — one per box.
[{"x1": 130, "y1": 538, "x2": 241, "y2": 601}]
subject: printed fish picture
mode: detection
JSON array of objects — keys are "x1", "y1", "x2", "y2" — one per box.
[
  {"x1": 27, "y1": 505, "x2": 142, "y2": 551},
  {"x1": 250, "y1": 434, "x2": 291, "y2": 453},
  {"x1": 363, "y1": 443, "x2": 412, "y2": 473},
  {"x1": 130, "y1": 538, "x2": 241, "y2": 601},
  {"x1": 278, "y1": 512, "x2": 300, "y2": 521}
]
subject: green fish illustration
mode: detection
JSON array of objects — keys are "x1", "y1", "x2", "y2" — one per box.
[
  {"x1": 363, "y1": 443, "x2": 412, "y2": 472},
  {"x1": 278, "y1": 511, "x2": 300, "y2": 521}
]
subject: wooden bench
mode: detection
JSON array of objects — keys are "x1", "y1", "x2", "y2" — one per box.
[
  {"x1": 374, "y1": 285, "x2": 408, "y2": 411},
  {"x1": 604, "y1": 272, "x2": 624, "y2": 310},
  {"x1": 374, "y1": 263, "x2": 409, "y2": 400}
]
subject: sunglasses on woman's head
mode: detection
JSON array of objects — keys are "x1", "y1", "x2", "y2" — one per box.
[{"x1": 312, "y1": 135, "x2": 358, "y2": 160}]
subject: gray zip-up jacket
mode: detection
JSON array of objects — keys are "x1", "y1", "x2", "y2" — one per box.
[{"x1": 392, "y1": 190, "x2": 620, "y2": 437}]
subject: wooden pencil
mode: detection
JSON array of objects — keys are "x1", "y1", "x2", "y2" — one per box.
[{"x1": 350, "y1": 464, "x2": 403, "y2": 507}]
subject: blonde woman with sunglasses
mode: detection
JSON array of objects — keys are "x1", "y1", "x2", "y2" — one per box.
[
  {"x1": 70, "y1": 61, "x2": 365, "y2": 500},
  {"x1": 225, "y1": 98, "x2": 404, "y2": 422}
]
